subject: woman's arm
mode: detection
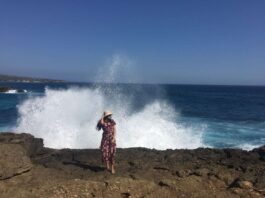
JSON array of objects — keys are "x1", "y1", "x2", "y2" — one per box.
[
  {"x1": 100, "y1": 117, "x2": 104, "y2": 125},
  {"x1": 112, "y1": 125, "x2": 116, "y2": 143},
  {"x1": 96, "y1": 116, "x2": 105, "y2": 131}
]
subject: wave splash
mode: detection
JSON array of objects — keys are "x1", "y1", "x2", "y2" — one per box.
[
  {"x1": 15, "y1": 86, "x2": 205, "y2": 149},
  {"x1": 3, "y1": 89, "x2": 28, "y2": 94}
]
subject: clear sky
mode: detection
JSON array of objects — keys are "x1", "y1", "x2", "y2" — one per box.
[{"x1": 0, "y1": 0, "x2": 264, "y2": 85}]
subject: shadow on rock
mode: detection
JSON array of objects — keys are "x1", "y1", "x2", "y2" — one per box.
[{"x1": 63, "y1": 160, "x2": 105, "y2": 172}]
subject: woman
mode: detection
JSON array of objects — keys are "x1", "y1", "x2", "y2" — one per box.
[{"x1": 96, "y1": 111, "x2": 116, "y2": 174}]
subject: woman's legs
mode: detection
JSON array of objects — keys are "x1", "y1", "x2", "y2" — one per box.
[
  {"x1": 111, "y1": 162, "x2": 115, "y2": 174},
  {"x1": 106, "y1": 162, "x2": 110, "y2": 170},
  {"x1": 110, "y1": 150, "x2": 116, "y2": 174},
  {"x1": 110, "y1": 142, "x2": 116, "y2": 174}
]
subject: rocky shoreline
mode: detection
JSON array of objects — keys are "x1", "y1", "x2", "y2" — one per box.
[
  {"x1": 0, "y1": 133, "x2": 265, "y2": 198},
  {"x1": 0, "y1": 74, "x2": 64, "y2": 83},
  {"x1": 0, "y1": 86, "x2": 27, "y2": 93}
]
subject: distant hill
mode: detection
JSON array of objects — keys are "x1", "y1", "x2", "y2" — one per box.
[{"x1": 0, "y1": 74, "x2": 65, "y2": 83}]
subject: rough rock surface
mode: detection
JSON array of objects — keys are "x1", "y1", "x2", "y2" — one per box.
[
  {"x1": 0, "y1": 87, "x2": 10, "y2": 92},
  {"x1": 0, "y1": 133, "x2": 265, "y2": 198}
]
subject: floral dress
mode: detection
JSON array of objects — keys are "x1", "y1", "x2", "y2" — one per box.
[{"x1": 100, "y1": 119, "x2": 116, "y2": 164}]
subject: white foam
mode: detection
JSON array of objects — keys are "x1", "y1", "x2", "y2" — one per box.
[
  {"x1": 236, "y1": 143, "x2": 263, "y2": 151},
  {"x1": 15, "y1": 87, "x2": 205, "y2": 149},
  {"x1": 6, "y1": 89, "x2": 18, "y2": 94},
  {"x1": 3, "y1": 89, "x2": 27, "y2": 94}
]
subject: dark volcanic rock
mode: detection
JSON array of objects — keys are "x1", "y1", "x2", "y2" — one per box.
[
  {"x1": 0, "y1": 87, "x2": 26, "y2": 93},
  {"x1": 0, "y1": 87, "x2": 10, "y2": 92},
  {"x1": 0, "y1": 133, "x2": 265, "y2": 198},
  {"x1": 253, "y1": 145, "x2": 265, "y2": 160},
  {"x1": 17, "y1": 89, "x2": 26, "y2": 93},
  {"x1": 0, "y1": 133, "x2": 44, "y2": 157}
]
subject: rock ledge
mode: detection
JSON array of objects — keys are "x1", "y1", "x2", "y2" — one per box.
[{"x1": 0, "y1": 132, "x2": 265, "y2": 198}]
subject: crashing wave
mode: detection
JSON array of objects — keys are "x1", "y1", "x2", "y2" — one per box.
[{"x1": 15, "y1": 87, "x2": 206, "y2": 149}]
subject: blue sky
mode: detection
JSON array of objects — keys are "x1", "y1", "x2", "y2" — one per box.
[{"x1": 0, "y1": 0, "x2": 264, "y2": 85}]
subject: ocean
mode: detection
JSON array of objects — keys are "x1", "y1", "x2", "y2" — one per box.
[{"x1": 0, "y1": 82, "x2": 265, "y2": 150}]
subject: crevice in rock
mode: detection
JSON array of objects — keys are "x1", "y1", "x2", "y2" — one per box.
[
  {"x1": 153, "y1": 166, "x2": 170, "y2": 171},
  {"x1": 0, "y1": 168, "x2": 31, "y2": 180},
  {"x1": 121, "y1": 192, "x2": 131, "y2": 198},
  {"x1": 158, "y1": 181, "x2": 170, "y2": 187}
]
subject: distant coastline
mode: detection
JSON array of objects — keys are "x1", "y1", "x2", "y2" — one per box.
[{"x1": 0, "y1": 74, "x2": 65, "y2": 83}]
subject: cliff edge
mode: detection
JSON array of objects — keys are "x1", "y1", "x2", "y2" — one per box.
[{"x1": 0, "y1": 133, "x2": 265, "y2": 198}]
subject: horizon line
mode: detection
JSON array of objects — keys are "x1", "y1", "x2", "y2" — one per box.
[{"x1": 0, "y1": 73, "x2": 264, "y2": 87}]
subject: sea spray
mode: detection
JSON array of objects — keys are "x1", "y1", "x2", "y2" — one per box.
[
  {"x1": 94, "y1": 54, "x2": 139, "y2": 84},
  {"x1": 15, "y1": 86, "x2": 205, "y2": 149},
  {"x1": 15, "y1": 54, "x2": 206, "y2": 149}
]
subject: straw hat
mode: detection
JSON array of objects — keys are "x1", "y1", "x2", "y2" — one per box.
[{"x1": 103, "y1": 111, "x2": 113, "y2": 118}]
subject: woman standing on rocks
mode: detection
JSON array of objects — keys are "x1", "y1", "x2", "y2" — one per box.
[{"x1": 97, "y1": 111, "x2": 116, "y2": 174}]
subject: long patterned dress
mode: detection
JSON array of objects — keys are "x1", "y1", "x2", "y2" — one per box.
[{"x1": 100, "y1": 119, "x2": 116, "y2": 164}]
